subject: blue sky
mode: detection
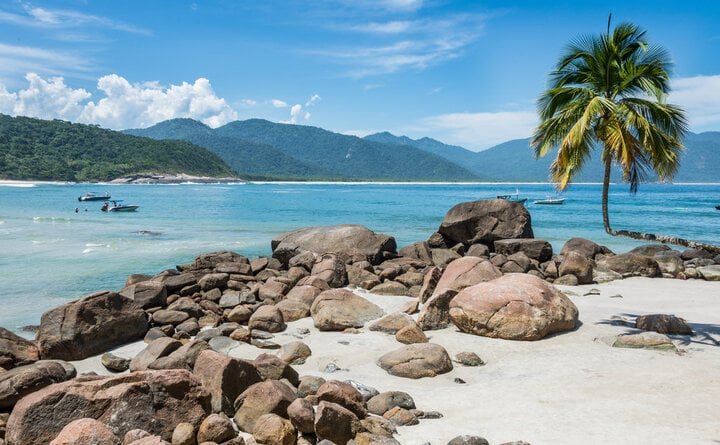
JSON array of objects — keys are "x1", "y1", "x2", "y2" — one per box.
[{"x1": 1, "y1": 0, "x2": 719, "y2": 150}]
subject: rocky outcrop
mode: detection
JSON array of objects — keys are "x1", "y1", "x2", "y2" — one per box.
[
  {"x1": 311, "y1": 289, "x2": 384, "y2": 331},
  {"x1": 438, "y1": 199, "x2": 533, "y2": 246},
  {"x1": 5, "y1": 369, "x2": 211, "y2": 444},
  {"x1": 493, "y1": 238, "x2": 552, "y2": 262},
  {"x1": 37, "y1": 291, "x2": 148, "y2": 361},
  {"x1": 272, "y1": 224, "x2": 397, "y2": 265},
  {"x1": 0, "y1": 327, "x2": 39, "y2": 369},
  {"x1": 377, "y1": 343, "x2": 453, "y2": 379},
  {"x1": 449, "y1": 273, "x2": 579, "y2": 340},
  {"x1": 0, "y1": 360, "x2": 76, "y2": 409}
]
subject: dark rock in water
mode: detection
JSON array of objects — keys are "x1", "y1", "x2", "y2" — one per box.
[
  {"x1": 438, "y1": 199, "x2": 533, "y2": 247},
  {"x1": 448, "y1": 436, "x2": 490, "y2": 445},
  {"x1": 5, "y1": 369, "x2": 211, "y2": 444},
  {"x1": 635, "y1": 314, "x2": 693, "y2": 335},
  {"x1": 271, "y1": 224, "x2": 397, "y2": 266},
  {"x1": 0, "y1": 360, "x2": 76, "y2": 410},
  {"x1": 0, "y1": 327, "x2": 39, "y2": 369},
  {"x1": 133, "y1": 230, "x2": 162, "y2": 236},
  {"x1": 37, "y1": 291, "x2": 148, "y2": 361},
  {"x1": 494, "y1": 238, "x2": 552, "y2": 262}
]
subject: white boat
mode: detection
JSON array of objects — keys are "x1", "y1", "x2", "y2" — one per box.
[
  {"x1": 497, "y1": 188, "x2": 527, "y2": 204},
  {"x1": 78, "y1": 192, "x2": 111, "y2": 202},
  {"x1": 534, "y1": 196, "x2": 566, "y2": 205},
  {"x1": 101, "y1": 200, "x2": 139, "y2": 212}
]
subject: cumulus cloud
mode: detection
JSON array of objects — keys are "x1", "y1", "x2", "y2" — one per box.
[
  {"x1": 271, "y1": 99, "x2": 288, "y2": 108},
  {"x1": 0, "y1": 73, "x2": 238, "y2": 129},
  {"x1": 283, "y1": 94, "x2": 321, "y2": 124},
  {"x1": 669, "y1": 75, "x2": 720, "y2": 130}
]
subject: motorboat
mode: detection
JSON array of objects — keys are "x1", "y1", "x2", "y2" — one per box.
[
  {"x1": 534, "y1": 196, "x2": 566, "y2": 205},
  {"x1": 496, "y1": 189, "x2": 527, "y2": 204},
  {"x1": 78, "y1": 192, "x2": 111, "y2": 202},
  {"x1": 101, "y1": 200, "x2": 139, "y2": 212}
]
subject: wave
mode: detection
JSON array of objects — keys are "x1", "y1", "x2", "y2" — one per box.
[
  {"x1": 32, "y1": 216, "x2": 72, "y2": 223},
  {"x1": 0, "y1": 183, "x2": 36, "y2": 188}
]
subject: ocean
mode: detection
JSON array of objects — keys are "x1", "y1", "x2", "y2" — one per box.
[{"x1": 1, "y1": 182, "x2": 718, "y2": 331}]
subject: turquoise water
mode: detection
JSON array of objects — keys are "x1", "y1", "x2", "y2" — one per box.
[{"x1": 1, "y1": 182, "x2": 719, "y2": 330}]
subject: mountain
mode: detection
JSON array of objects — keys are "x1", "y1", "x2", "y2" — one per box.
[
  {"x1": 0, "y1": 114, "x2": 236, "y2": 182},
  {"x1": 125, "y1": 119, "x2": 334, "y2": 179},
  {"x1": 367, "y1": 131, "x2": 720, "y2": 183}
]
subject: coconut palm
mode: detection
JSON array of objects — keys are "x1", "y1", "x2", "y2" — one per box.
[{"x1": 532, "y1": 18, "x2": 719, "y2": 253}]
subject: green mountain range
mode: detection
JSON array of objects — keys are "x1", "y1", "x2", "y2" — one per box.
[
  {"x1": 0, "y1": 114, "x2": 236, "y2": 182},
  {"x1": 127, "y1": 118, "x2": 480, "y2": 181}
]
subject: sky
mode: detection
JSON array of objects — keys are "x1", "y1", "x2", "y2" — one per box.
[{"x1": 1, "y1": 0, "x2": 720, "y2": 151}]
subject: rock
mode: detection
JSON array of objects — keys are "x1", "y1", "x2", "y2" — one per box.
[
  {"x1": 558, "y1": 251, "x2": 593, "y2": 284},
  {"x1": 120, "y1": 282, "x2": 168, "y2": 309},
  {"x1": 0, "y1": 327, "x2": 39, "y2": 369},
  {"x1": 5, "y1": 369, "x2": 210, "y2": 444},
  {"x1": 593, "y1": 268, "x2": 623, "y2": 284},
  {"x1": 287, "y1": 398, "x2": 314, "y2": 433},
  {"x1": 167, "y1": 297, "x2": 204, "y2": 318},
  {"x1": 560, "y1": 237, "x2": 604, "y2": 259},
  {"x1": 249, "y1": 306, "x2": 286, "y2": 333},
  {"x1": 466, "y1": 243, "x2": 490, "y2": 258},
  {"x1": 233, "y1": 380, "x2": 297, "y2": 432},
  {"x1": 635, "y1": 314, "x2": 693, "y2": 335},
  {"x1": 185, "y1": 251, "x2": 249, "y2": 271},
  {"x1": 297, "y1": 375, "x2": 325, "y2": 397},
  {"x1": 493, "y1": 239, "x2": 552, "y2": 262},
  {"x1": 654, "y1": 254, "x2": 685, "y2": 275},
  {"x1": 192, "y1": 349, "x2": 261, "y2": 416},
  {"x1": 377, "y1": 343, "x2": 453, "y2": 379},
  {"x1": 553, "y1": 274, "x2": 579, "y2": 286},
  {"x1": 398, "y1": 241, "x2": 433, "y2": 264},
  {"x1": 277, "y1": 341, "x2": 312, "y2": 365},
  {"x1": 419, "y1": 266, "x2": 442, "y2": 303},
  {"x1": 153, "y1": 310, "x2": 190, "y2": 326},
  {"x1": 454, "y1": 352, "x2": 485, "y2": 366},
  {"x1": 368, "y1": 313, "x2": 415, "y2": 334},
  {"x1": 449, "y1": 273, "x2": 579, "y2": 340},
  {"x1": 197, "y1": 413, "x2": 235, "y2": 443},
  {"x1": 438, "y1": 199, "x2": 533, "y2": 246},
  {"x1": 395, "y1": 323, "x2": 428, "y2": 344},
  {"x1": 37, "y1": 291, "x2": 148, "y2": 361},
  {"x1": 430, "y1": 248, "x2": 462, "y2": 266},
  {"x1": 681, "y1": 248, "x2": 714, "y2": 261},
  {"x1": 130, "y1": 337, "x2": 182, "y2": 372},
  {"x1": 227, "y1": 305, "x2": 253, "y2": 323},
  {"x1": 253, "y1": 413, "x2": 296, "y2": 445},
  {"x1": 253, "y1": 353, "x2": 300, "y2": 386},
  {"x1": 698, "y1": 265, "x2": 720, "y2": 281},
  {"x1": 311, "y1": 254, "x2": 348, "y2": 288},
  {"x1": 447, "y1": 436, "x2": 490, "y2": 445},
  {"x1": 289, "y1": 251, "x2": 317, "y2": 271},
  {"x1": 612, "y1": 332, "x2": 676, "y2": 351},
  {"x1": 314, "y1": 401, "x2": 360, "y2": 445},
  {"x1": 316, "y1": 380, "x2": 367, "y2": 418},
  {"x1": 49, "y1": 418, "x2": 118, "y2": 445},
  {"x1": 367, "y1": 391, "x2": 415, "y2": 416},
  {"x1": 272, "y1": 224, "x2": 397, "y2": 265},
  {"x1": 161, "y1": 273, "x2": 197, "y2": 293},
  {"x1": 176, "y1": 319, "x2": 200, "y2": 336},
  {"x1": 597, "y1": 253, "x2": 661, "y2": 277},
  {"x1": 171, "y1": 423, "x2": 195, "y2": 445},
  {"x1": 150, "y1": 340, "x2": 209, "y2": 371},
  {"x1": 383, "y1": 406, "x2": 418, "y2": 426},
  {"x1": 126, "y1": 435, "x2": 170, "y2": 445},
  {"x1": 347, "y1": 264, "x2": 381, "y2": 287},
  {"x1": 311, "y1": 289, "x2": 384, "y2": 331},
  {"x1": 629, "y1": 244, "x2": 672, "y2": 257},
  {"x1": 0, "y1": 360, "x2": 76, "y2": 410},
  {"x1": 259, "y1": 280, "x2": 289, "y2": 302},
  {"x1": 370, "y1": 281, "x2": 409, "y2": 296},
  {"x1": 101, "y1": 352, "x2": 130, "y2": 372}
]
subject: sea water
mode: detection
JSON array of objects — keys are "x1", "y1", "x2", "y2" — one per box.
[{"x1": 1, "y1": 182, "x2": 718, "y2": 331}]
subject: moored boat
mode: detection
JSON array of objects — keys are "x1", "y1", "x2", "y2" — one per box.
[
  {"x1": 496, "y1": 189, "x2": 527, "y2": 204},
  {"x1": 101, "y1": 200, "x2": 139, "y2": 212},
  {"x1": 534, "y1": 196, "x2": 566, "y2": 205},
  {"x1": 78, "y1": 192, "x2": 111, "y2": 202}
]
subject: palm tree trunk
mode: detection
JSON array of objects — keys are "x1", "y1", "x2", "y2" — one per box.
[{"x1": 601, "y1": 152, "x2": 613, "y2": 235}]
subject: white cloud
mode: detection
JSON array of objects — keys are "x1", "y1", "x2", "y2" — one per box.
[
  {"x1": 0, "y1": 4, "x2": 148, "y2": 34},
  {"x1": 0, "y1": 42, "x2": 92, "y2": 82},
  {"x1": 669, "y1": 75, "x2": 720, "y2": 131},
  {"x1": 239, "y1": 99, "x2": 257, "y2": 107},
  {"x1": 415, "y1": 111, "x2": 538, "y2": 151},
  {"x1": 288, "y1": 104, "x2": 304, "y2": 124},
  {"x1": 350, "y1": 20, "x2": 412, "y2": 34},
  {"x1": 0, "y1": 72, "x2": 238, "y2": 129},
  {"x1": 306, "y1": 94, "x2": 321, "y2": 107},
  {"x1": 271, "y1": 99, "x2": 288, "y2": 108}
]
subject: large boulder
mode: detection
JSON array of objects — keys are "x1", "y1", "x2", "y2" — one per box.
[
  {"x1": 5, "y1": 369, "x2": 211, "y2": 445},
  {"x1": 311, "y1": 289, "x2": 384, "y2": 331},
  {"x1": 377, "y1": 343, "x2": 453, "y2": 379},
  {"x1": 233, "y1": 380, "x2": 297, "y2": 433},
  {"x1": 558, "y1": 251, "x2": 594, "y2": 284},
  {"x1": 0, "y1": 360, "x2": 76, "y2": 409},
  {"x1": 438, "y1": 200, "x2": 533, "y2": 246},
  {"x1": 37, "y1": 291, "x2": 148, "y2": 361},
  {"x1": 449, "y1": 273, "x2": 579, "y2": 341},
  {"x1": 272, "y1": 224, "x2": 397, "y2": 265},
  {"x1": 193, "y1": 349, "x2": 262, "y2": 416},
  {"x1": 49, "y1": 418, "x2": 118, "y2": 445},
  {"x1": 311, "y1": 253, "x2": 348, "y2": 288},
  {"x1": 597, "y1": 253, "x2": 661, "y2": 277},
  {"x1": 119, "y1": 281, "x2": 167, "y2": 309},
  {"x1": 0, "y1": 327, "x2": 39, "y2": 369},
  {"x1": 314, "y1": 401, "x2": 360, "y2": 445},
  {"x1": 493, "y1": 239, "x2": 552, "y2": 262},
  {"x1": 560, "y1": 237, "x2": 605, "y2": 259}
]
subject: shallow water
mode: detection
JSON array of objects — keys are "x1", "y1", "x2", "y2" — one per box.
[{"x1": 1, "y1": 182, "x2": 718, "y2": 330}]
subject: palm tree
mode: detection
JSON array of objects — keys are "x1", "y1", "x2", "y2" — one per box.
[{"x1": 532, "y1": 17, "x2": 719, "y2": 254}]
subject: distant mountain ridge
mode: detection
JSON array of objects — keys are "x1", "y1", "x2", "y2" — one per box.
[{"x1": 127, "y1": 119, "x2": 480, "y2": 181}]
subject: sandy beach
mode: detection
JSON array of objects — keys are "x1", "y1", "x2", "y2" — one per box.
[{"x1": 71, "y1": 277, "x2": 720, "y2": 445}]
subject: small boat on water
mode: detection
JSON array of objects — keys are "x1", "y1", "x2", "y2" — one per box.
[
  {"x1": 101, "y1": 200, "x2": 139, "y2": 212},
  {"x1": 497, "y1": 189, "x2": 527, "y2": 204},
  {"x1": 534, "y1": 196, "x2": 566, "y2": 205},
  {"x1": 78, "y1": 192, "x2": 110, "y2": 202},
  {"x1": 716, "y1": 205, "x2": 720, "y2": 210}
]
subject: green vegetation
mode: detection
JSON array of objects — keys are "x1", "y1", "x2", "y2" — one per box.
[{"x1": 0, "y1": 114, "x2": 236, "y2": 181}]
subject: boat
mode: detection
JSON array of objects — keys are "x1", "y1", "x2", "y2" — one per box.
[
  {"x1": 716, "y1": 205, "x2": 720, "y2": 210},
  {"x1": 496, "y1": 189, "x2": 527, "y2": 204},
  {"x1": 101, "y1": 200, "x2": 139, "y2": 212},
  {"x1": 534, "y1": 196, "x2": 566, "y2": 205},
  {"x1": 78, "y1": 192, "x2": 111, "y2": 202}
]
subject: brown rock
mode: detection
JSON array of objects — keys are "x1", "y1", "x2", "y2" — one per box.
[
  {"x1": 368, "y1": 313, "x2": 414, "y2": 334},
  {"x1": 130, "y1": 337, "x2": 182, "y2": 372},
  {"x1": 253, "y1": 353, "x2": 300, "y2": 386},
  {"x1": 193, "y1": 349, "x2": 262, "y2": 416},
  {"x1": 369, "y1": 281, "x2": 408, "y2": 296},
  {"x1": 153, "y1": 310, "x2": 190, "y2": 326},
  {"x1": 398, "y1": 241, "x2": 433, "y2": 264},
  {"x1": 377, "y1": 343, "x2": 453, "y2": 379},
  {"x1": 277, "y1": 341, "x2": 312, "y2": 365},
  {"x1": 493, "y1": 238, "x2": 552, "y2": 262},
  {"x1": 560, "y1": 237, "x2": 604, "y2": 259},
  {"x1": 418, "y1": 266, "x2": 442, "y2": 304},
  {"x1": 197, "y1": 413, "x2": 235, "y2": 443},
  {"x1": 233, "y1": 380, "x2": 297, "y2": 433},
  {"x1": 297, "y1": 375, "x2": 325, "y2": 397},
  {"x1": 0, "y1": 327, "x2": 39, "y2": 369},
  {"x1": 558, "y1": 251, "x2": 593, "y2": 284},
  {"x1": 275, "y1": 299, "x2": 311, "y2": 323},
  {"x1": 170, "y1": 423, "x2": 195, "y2": 445},
  {"x1": 382, "y1": 406, "x2": 418, "y2": 426},
  {"x1": 0, "y1": 360, "x2": 76, "y2": 409},
  {"x1": 258, "y1": 280, "x2": 289, "y2": 302},
  {"x1": 5, "y1": 369, "x2": 210, "y2": 444},
  {"x1": 438, "y1": 199, "x2": 533, "y2": 246},
  {"x1": 287, "y1": 398, "x2": 314, "y2": 433},
  {"x1": 395, "y1": 324, "x2": 428, "y2": 344},
  {"x1": 597, "y1": 253, "x2": 661, "y2": 277},
  {"x1": 249, "y1": 306, "x2": 286, "y2": 333},
  {"x1": 316, "y1": 380, "x2": 367, "y2": 418},
  {"x1": 314, "y1": 401, "x2": 359, "y2": 445},
  {"x1": 253, "y1": 413, "x2": 296, "y2": 445},
  {"x1": 367, "y1": 391, "x2": 415, "y2": 416},
  {"x1": 635, "y1": 314, "x2": 693, "y2": 335},
  {"x1": 37, "y1": 291, "x2": 148, "y2": 361},
  {"x1": 311, "y1": 254, "x2": 348, "y2": 288},
  {"x1": 49, "y1": 418, "x2": 118, "y2": 445},
  {"x1": 311, "y1": 289, "x2": 384, "y2": 331},
  {"x1": 430, "y1": 248, "x2": 461, "y2": 266},
  {"x1": 449, "y1": 273, "x2": 579, "y2": 340}
]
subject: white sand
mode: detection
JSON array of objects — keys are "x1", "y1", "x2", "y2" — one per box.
[{"x1": 72, "y1": 278, "x2": 720, "y2": 444}]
